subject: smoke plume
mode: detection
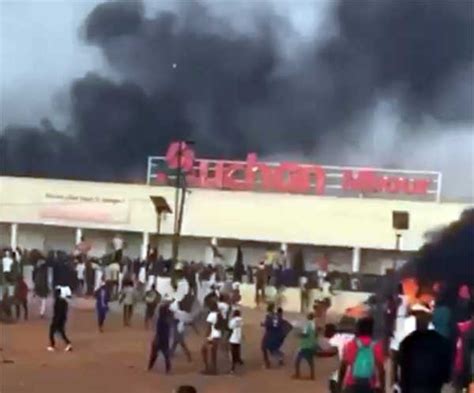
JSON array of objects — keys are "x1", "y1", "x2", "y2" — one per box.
[
  {"x1": 1, "y1": 0, "x2": 473, "y2": 193},
  {"x1": 401, "y1": 208, "x2": 474, "y2": 301}
]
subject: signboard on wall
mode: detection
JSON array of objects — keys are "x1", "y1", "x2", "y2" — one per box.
[
  {"x1": 39, "y1": 193, "x2": 130, "y2": 224},
  {"x1": 147, "y1": 142, "x2": 442, "y2": 202}
]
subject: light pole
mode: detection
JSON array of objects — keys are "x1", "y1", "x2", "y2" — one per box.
[
  {"x1": 149, "y1": 196, "x2": 172, "y2": 256},
  {"x1": 171, "y1": 140, "x2": 194, "y2": 266}
]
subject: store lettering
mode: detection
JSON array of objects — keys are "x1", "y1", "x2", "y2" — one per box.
[
  {"x1": 155, "y1": 143, "x2": 434, "y2": 197},
  {"x1": 182, "y1": 153, "x2": 326, "y2": 194},
  {"x1": 342, "y1": 170, "x2": 430, "y2": 195}
]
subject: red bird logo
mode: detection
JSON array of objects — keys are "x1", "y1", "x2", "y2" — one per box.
[{"x1": 165, "y1": 141, "x2": 195, "y2": 172}]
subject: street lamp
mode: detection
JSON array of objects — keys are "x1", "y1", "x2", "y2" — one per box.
[
  {"x1": 171, "y1": 140, "x2": 195, "y2": 265},
  {"x1": 392, "y1": 211, "x2": 409, "y2": 270},
  {"x1": 149, "y1": 196, "x2": 172, "y2": 255}
]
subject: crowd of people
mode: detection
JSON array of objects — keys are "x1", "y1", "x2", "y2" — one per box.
[{"x1": 1, "y1": 240, "x2": 474, "y2": 393}]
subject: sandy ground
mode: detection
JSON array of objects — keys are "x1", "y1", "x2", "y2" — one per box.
[{"x1": 1, "y1": 300, "x2": 338, "y2": 393}]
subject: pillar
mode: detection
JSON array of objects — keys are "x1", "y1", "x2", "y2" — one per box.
[
  {"x1": 75, "y1": 228, "x2": 83, "y2": 245},
  {"x1": 280, "y1": 243, "x2": 288, "y2": 268},
  {"x1": 205, "y1": 237, "x2": 218, "y2": 265},
  {"x1": 141, "y1": 232, "x2": 150, "y2": 260},
  {"x1": 352, "y1": 246, "x2": 361, "y2": 273},
  {"x1": 10, "y1": 223, "x2": 18, "y2": 250}
]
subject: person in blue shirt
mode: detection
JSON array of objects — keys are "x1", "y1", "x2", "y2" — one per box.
[
  {"x1": 95, "y1": 279, "x2": 109, "y2": 332},
  {"x1": 261, "y1": 304, "x2": 291, "y2": 368}
]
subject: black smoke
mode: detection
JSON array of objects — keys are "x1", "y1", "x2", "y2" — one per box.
[
  {"x1": 402, "y1": 208, "x2": 474, "y2": 300},
  {"x1": 1, "y1": 0, "x2": 473, "y2": 181}
]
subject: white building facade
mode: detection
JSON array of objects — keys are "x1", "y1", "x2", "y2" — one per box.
[{"x1": 0, "y1": 172, "x2": 469, "y2": 275}]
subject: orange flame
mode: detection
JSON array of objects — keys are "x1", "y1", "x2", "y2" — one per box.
[{"x1": 402, "y1": 277, "x2": 435, "y2": 305}]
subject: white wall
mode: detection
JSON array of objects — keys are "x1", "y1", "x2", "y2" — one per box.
[
  {"x1": 43, "y1": 225, "x2": 75, "y2": 252},
  {"x1": 18, "y1": 224, "x2": 46, "y2": 250},
  {"x1": 1, "y1": 176, "x2": 469, "y2": 252},
  {"x1": 0, "y1": 223, "x2": 10, "y2": 247}
]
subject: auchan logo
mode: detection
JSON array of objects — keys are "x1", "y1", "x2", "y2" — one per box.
[
  {"x1": 165, "y1": 142, "x2": 195, "y2": 171},
  {"x1": 154, "y1": 143, "x2": 432, "y2": 197}
]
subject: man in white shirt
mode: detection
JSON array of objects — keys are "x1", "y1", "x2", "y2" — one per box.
[
  {"x1": 202, "y1": 301, "x2": 222, "y2": 375},
  {"x1": 170, "y1": 300, "x2": 192, "y2": 362},
  {"x1": 2, "y1": 250, "x2": 14, "y2": 296},
  {"x1": 228, "y1": 309, "x2": 244, "y2": 373},
  {"x1": 218, "y1": 295, "x2": 230, "y2": 321},
  {"x1": 75, "y1": 260, "x2": 85, "y2": 295},
  {"x1": 112, "y1": 234, "x2": 125, "y2": 262}
]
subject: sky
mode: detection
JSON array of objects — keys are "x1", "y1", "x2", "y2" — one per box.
[
  {"x1": 1, "y1": 0, "x2": 106, "y2": 127},
  {"x1": 0, "y1": 0, "x2": 472, "y2": 199},
  {"x1": 0, "y1": 0, "x2": 328, "y2": 128}
]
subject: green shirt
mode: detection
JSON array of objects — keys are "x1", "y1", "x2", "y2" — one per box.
[{"x1": 300, "y1": 321, "x2": 317, "y2": 350}]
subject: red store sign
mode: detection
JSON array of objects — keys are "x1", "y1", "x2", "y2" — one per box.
[{"x1": 147, "y1": 142, "x2": 442, "y2": 201}]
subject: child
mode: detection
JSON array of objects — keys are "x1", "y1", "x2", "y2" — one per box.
[
  {"x1": 228, "y1": 309, "x2": 244, "y2": 374},
  {"x1": 293, "y1": 312, "x2": 317, "y2": 380}
]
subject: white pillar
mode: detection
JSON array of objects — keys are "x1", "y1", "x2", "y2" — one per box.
[
  {"x1": 10, "y1": 223, "x2": 18, "y2": 250},
  {"x1": 281, "y1": 243, "x2": 288, "y2": 252},
  {"x1": 141, "y1": 232, "x2": 149, "y2": 260},
  {"x1": 352, "y1": 247, "x2": 361, "y2": 273},
  {"x1": 75, "y1": 228, "x2": 83, "y2": 245}
]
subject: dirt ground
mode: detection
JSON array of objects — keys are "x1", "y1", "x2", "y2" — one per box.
[{"x1": 1, "y1": 301, "x2": 338, "y2": 393}]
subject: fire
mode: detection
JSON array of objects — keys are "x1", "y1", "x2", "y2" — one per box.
[{"x1": 402, "y1": 277, "x2": 435, "y2": 305}]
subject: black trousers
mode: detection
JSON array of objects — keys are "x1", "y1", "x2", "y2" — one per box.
[
  {"x1": 123, "y1": 305, "x2": 133, "y2": 326},
  {"x1": 230, "y1": 343, "x2": 243, "y2": 371},
  {"x1": 114, "y1": 249, "x2": 123, "y2": 263},
  {"x1": 49, "y1": 321, "x2": 71, "y2": 347},
  {"x1": 15, "y1": 299, "x2": 28, "y2": 320},
  {"x1": 148, "y1": 340, "x2": 171, "y2": 373}
]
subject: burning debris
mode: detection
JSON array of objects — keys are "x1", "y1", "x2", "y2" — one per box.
[{"x1": 401, "y1": 208, "x2": 474, "y2": 304}]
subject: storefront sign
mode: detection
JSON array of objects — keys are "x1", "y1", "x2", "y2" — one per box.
[
  {"x1": 147, "y1": 143, "x2": 442, "y2": 201},
  {"x1": 40, "y1": 193, "x2": 129, "y2": 224}
]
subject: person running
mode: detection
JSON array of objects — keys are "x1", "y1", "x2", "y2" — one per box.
[
  {"x1": 95, "y1": 279, "x2": 109, "y2": 332},
  {"x1": 255, "y1": 261, "x2": 266, "y2": 306},
  {"x1": 119, "y1": 279, "x2": 136, "y2": 327},
  {"x1": 398, "y1": 303, "x2": 451, "y2": 393},
  {"x1": 148, "y1": 303, "x2": 172, "y2": 374},
  {"x1": 326, "y1": 324, "x2": 355, "y2": 393},
  {"x1": 261, "y1": 303, "x2": 286, "y2": 368},
  {"x1": 337, "y1": 317, "x2": 385, "y2": 393},
  {"x1": 170, "y1": 299, "x2": 192, "y2": 362},
  {"x1": 34, "y1": 258, "x2": 49, "y2": 318},
  {"x1": 14, "y1": 275, "x2": 29, "y2": 321},
  {"x1": 201, "y1": 300, "x2": 222, "y2": 375},
  {"x1": 293, "y1": 312, "x2": 317, "y2": 380},
  {"x1": 228, "y1": 308, "x2": 244, "y2": 374},
  {"x1": 144, "y1": 284, "x2": 160, "y2": 329},
  {"x1": 47, "y1": 288, "x2": 72, "y2": 352}
]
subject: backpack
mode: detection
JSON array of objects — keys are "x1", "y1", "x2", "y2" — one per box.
[{"x1": 352, "y1": 339, "x2": 375, "y2": 380}]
